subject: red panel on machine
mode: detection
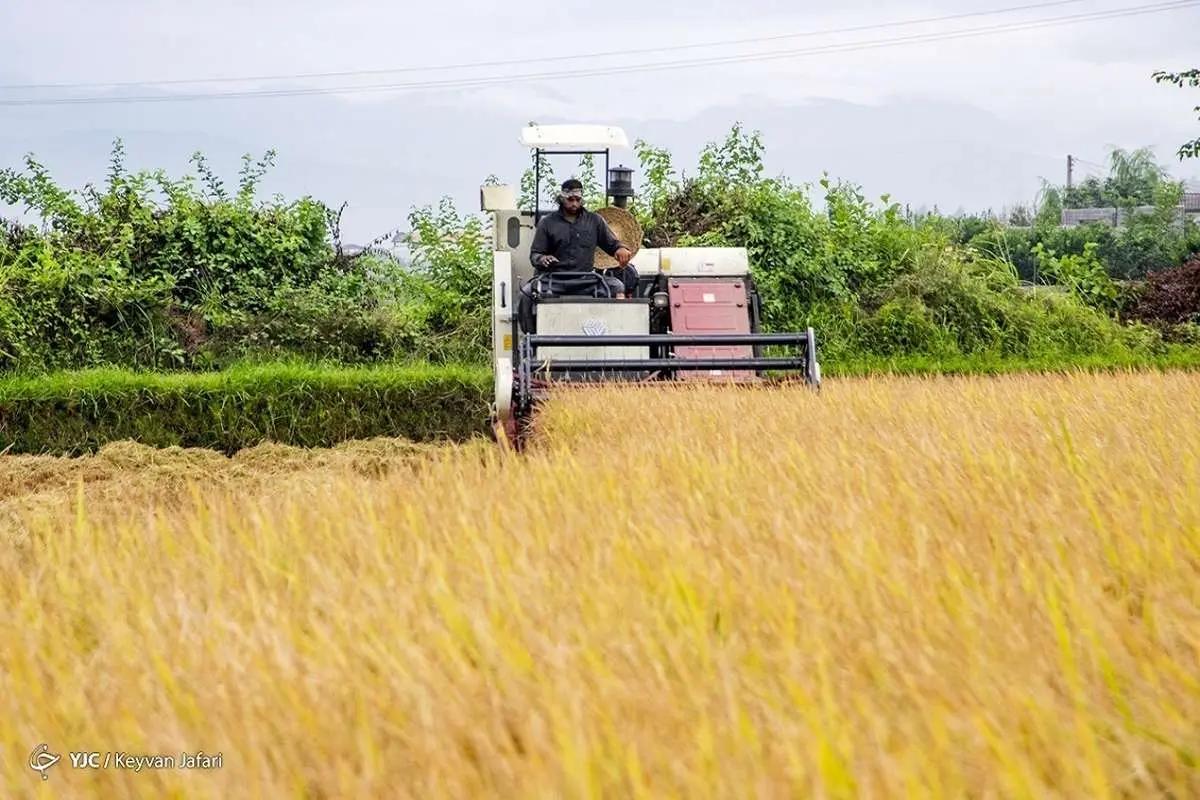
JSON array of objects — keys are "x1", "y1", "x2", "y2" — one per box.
[{"x1": 667, "y1": 279, "x2": 756, "y2": 381}]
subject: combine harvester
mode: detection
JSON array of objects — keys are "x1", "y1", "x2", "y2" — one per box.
[{"x1": 485, "y1": 124, "x2": 820, "y2": 446}]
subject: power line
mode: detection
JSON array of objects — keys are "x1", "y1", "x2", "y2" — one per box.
[
  {"x1": 0, "y1": 0, "x2": 1095, "y2": 92},
  {"x1": 1073, "y1": 156, "x2": 1109, "y2": 170},
  {"x1": 3, "y1": 0, "x2": 1195, "y2": 107},
  {"x1": 1070, "y1": 156, "x2": 1110, "y2": 180},
  {"x1": 1074, "y1": 167, "x2": 1108, "y2": 181}
]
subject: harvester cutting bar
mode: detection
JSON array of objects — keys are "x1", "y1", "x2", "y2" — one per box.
[
  {"x1": 520, "y1": 328, "x2": 821, "y2": 385},
  {"x1": 528, "y1": 333, "x2": 810, "y2": 347},
  {"x1": 535, "y1": 357, "x2": 808, "y2": 372}
]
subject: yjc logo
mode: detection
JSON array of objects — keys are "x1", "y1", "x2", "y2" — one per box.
[{"x1": 29, "y1": 744, "x2": 61, "y2": 781}]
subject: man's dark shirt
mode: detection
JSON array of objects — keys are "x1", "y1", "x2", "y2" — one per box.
[{"x1": 529, "y1": 208, "x2": 624, "y2": 272}]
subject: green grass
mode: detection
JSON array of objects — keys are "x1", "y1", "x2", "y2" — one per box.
[
  {"x1": 824, "y1": 347, "x2": 1200, "y2": 377},
  {"x1": 0, "y1": 362, "x2": 492, "y2": 455}
]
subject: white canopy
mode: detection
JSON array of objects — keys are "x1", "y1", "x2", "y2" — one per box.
[{"x1": 519, "y1": 124, "x2": 630, "y2": 150}]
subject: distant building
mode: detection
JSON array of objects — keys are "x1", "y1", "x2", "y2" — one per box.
[
  {"x1": 1061, "y1": 198, "x2": 1199, "y2": 228},
  {"x1": 1061, "y1": 207, "x2": 1118, "y2": 226}
]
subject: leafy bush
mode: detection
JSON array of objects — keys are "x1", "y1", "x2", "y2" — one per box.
[
  {"x1": 858, "y1": 297, "x2": 952, "y2": 356},
  {"x1": 400, "y1": 198, "x2": 493, "y2": 363},
  {"x1": 632, "y1": 123, "x2": 1168, "y2": 365},
  {"x1": 965, "y1": 213, "x2": 1199, "y2": 285},
  {"x1": 3, "y1": 130, "x2": 1197, "y2": 379},
  {"x1": 1032, "y1": 242, "x2": 1120, "y2": 314},
  {"x1": 0, "y1": 142, "x2": 508, "y2": 372},
  {"x1": 1130, "y1": 256, "x2": 1200, "y2": 326},
  {"x1": 200, "y1": 265, "x2": 425, "y2": 367},
  {"x1": 0, "y1": 236, "x2": 179, "y2": 370},
  {"x1": 0, "y1": 143, "x2": 363, "y2": 371}
]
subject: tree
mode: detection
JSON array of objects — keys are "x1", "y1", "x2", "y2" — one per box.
[
  {"x1": 576, "y1": 153, "x2": 605, "y2": 209},
  {"x1": 632, "y1": 139, "x2": 676, "y2": 224},
  {"x1": 1153, "y1": 68, "x2": 1200, "y2": 159},
  {"x1": 1105, "y1": 147, "x2": 1168, "y2": 206},
  {"x1": 517, "y1": 121, "x2": 557, "y2": 211},
  {"x1": 518, "y1": 151, "x2": 556, "y2": 211},
  {"x1": 1034, "y1": 181, "x2": 1063, "y2": 227},
  {"x1": 1060, "y1": 147, "x2": 1172, "y2": 209},
  {"x1": 1007, "y1": 204, "x2": 1033, "y2": 227},
  {"x1": 1063, "y1": 175, "x2": 1105, "y2": 209},
  {"x1": 697, "y1": 122, "x2": 766, "y2": 188}
]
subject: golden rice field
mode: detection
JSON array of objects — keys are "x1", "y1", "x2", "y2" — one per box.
[{"x1": 3, "y1": 371, "x2": 1199, "y2": 798}]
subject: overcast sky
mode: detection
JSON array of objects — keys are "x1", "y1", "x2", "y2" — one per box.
[{"x1": 2, "y1": 0, "x2": 1198, "y2": 241}]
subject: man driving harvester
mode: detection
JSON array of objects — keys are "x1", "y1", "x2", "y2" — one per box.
[{"x1": 529, "y1": 178, "x2": 638, "y2": 298}]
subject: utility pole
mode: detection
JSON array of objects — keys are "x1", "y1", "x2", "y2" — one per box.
[{"x1": 1066, "y1": 154, "x2": 1074, "y2": 191}]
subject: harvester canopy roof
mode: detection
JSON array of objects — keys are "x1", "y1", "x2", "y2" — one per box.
[{"x1": 519, "y1": 125, "x2": 629, "y2": 150}]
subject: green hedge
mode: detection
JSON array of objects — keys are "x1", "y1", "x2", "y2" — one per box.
[{"x1": 0, "y1": 363, "x2": 492, "y2": 455}]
